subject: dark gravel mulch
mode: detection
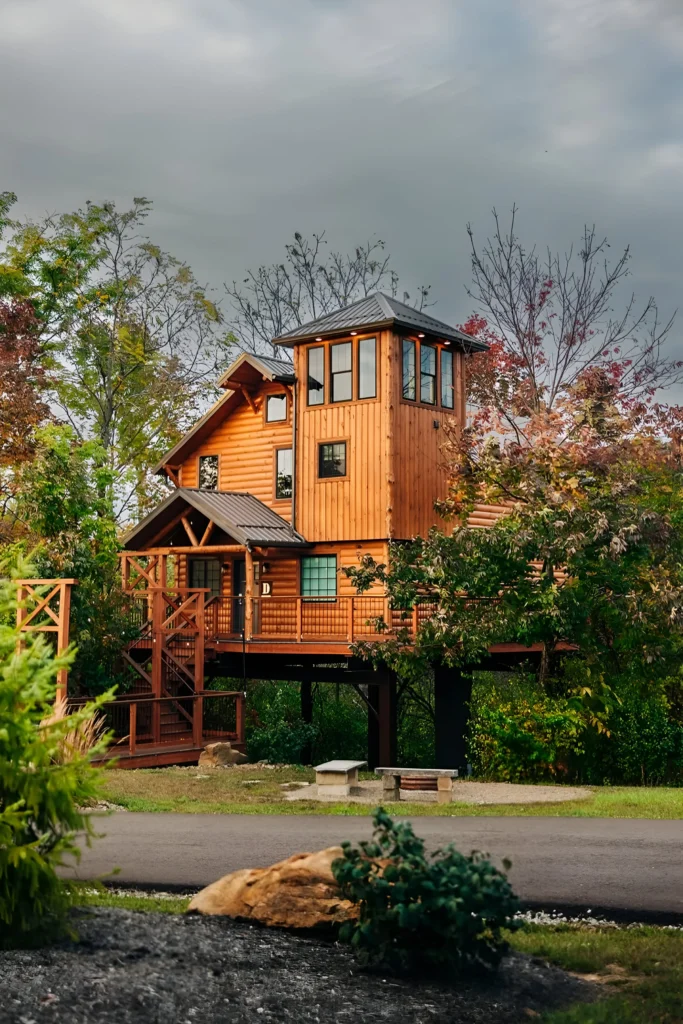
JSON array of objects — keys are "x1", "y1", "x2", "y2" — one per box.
[{"x1": 0, "y1": 908, "x2": 597, "y2": 1024}]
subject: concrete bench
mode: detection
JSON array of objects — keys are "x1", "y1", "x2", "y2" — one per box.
[
  {"x1": 375, "y1": 767, "x2": 459, "y2": 803},
  {"x1": 315, "y1": 759, "x2": 367, "y2": 797}
]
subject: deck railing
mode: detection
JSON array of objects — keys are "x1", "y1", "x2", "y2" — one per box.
[{"x1": 124, "y1": 590, "x2": 444, "y2": 645}]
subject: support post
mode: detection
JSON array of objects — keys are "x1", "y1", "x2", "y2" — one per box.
[
  {"x1": 433, "y1": 662, "x2": 473, "y2": 771},
  {"x1": 367, "y1": 683, "x2": 380, "y2": 771},
  {"x1": 378, "y1": 670, "x2": 397, "y2": 767},
  {"x1": 244, "y1": 546, "x2": 254, "y2": 641},
  {"x1": 56, "y1": 581, "x2": 72, "y2": 702},
  {"x1": 151, "y1": 588, "x2": 163, "y2": 744},
  {"x1": 236, "y1": 691, "x2": 245, "y2": 746},
  {"x1": 301, "y1": 680, "x2": 313, "y2": 764}
]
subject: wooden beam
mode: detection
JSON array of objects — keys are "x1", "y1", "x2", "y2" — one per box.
[
  {"x1": 240, "y1": 386, "x2": 258, "y2": 415},
  {"x1": 163, "y1": 465, "x2": 180, "y2": 487},
  {"x1": 181, "y1": 516, "x2": 200, "y2": 548},
  {"x1": 244, "y1": 546, "x2": 254, "y2": 640},
  {"x1": 144, "y1": 509, "x2": 192, "y2": 549},
  {"x1": 199, "y1": 520, "x2": 215, "y2": 547},
  {"x1": 126, "y1": 545, "x2": 245, "y2": 555}
]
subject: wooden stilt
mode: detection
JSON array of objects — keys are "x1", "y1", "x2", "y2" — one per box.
[{"x1": 433, "y1": 663, "x2": 473, "y2": 770}]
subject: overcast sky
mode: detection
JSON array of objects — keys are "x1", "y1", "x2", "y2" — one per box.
[{"x1": 1, "y1": 0, "x2": 682, "y2": 351}]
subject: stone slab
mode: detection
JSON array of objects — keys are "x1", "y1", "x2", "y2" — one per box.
[
  {"x1": 315, "y1": 760, "x2": 367, "y2": 773},
  {"x1": 375, "y1": 767, "x2": 459, "y2": 778}
]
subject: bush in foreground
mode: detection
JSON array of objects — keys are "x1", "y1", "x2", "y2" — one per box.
[
  {"x1": 333, "y1": 807, "x2": 520, "y2": 974},
  {"x1": 0, "y1": 575, "x2": 113, "y2": 948}
]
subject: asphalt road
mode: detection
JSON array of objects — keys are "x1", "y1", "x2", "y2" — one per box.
[{"x1": 63, "y1": 813, "x2": 683, "y2": 923}]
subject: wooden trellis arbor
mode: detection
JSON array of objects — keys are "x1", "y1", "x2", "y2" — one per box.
[{"x1": 15, "y1": 578, "x2": 77, "y2": 701}]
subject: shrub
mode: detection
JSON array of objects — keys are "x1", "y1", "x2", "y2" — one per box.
[
  {"x1": 332, "y1": 807, "x2": 520, "y2": 974},
  {"x1": 0, "y1": 575, "x2": 112, "y2": 948}
]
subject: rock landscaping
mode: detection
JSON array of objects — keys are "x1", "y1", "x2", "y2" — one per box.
[{"x1": 0, "y1": 907, "x2": 598, "y2": 1024}]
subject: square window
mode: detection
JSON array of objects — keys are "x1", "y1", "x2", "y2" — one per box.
[
  {"x1": 199, "y1": 454, "x2": 218, "y2": 490},
  {"x1": 266, "y1": 393, "x2": 287, "y2": 422},
  {"x1": 307, "y1": 346, "x2": 325, "y2": 405},
  {"x1": 318, "y1": 442, "x2": 346, "y2": 478},
  {"x1": 331, "y1": 342, "x2": 352, "y2": 402},
  {"x1": 276, "y1": 448, "x2": 293, "y2": 499},
  {"x1": 301, "y1": 555, "x2": 337, "y2": 597},
  {"x1": 189, "y1": 558, "x2": 221, "y2": 598}
]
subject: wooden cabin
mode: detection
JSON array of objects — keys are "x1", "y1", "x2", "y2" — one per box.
[{"x1": 119, "y1": 293, "x2": 489, "y2": 768}]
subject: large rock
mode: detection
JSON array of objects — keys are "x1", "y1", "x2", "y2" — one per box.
[
  {"x1": 187, "y1": 847, "x2": 357, "y2": 930},
  {"x1": 198, "y1": 741, "x2": 247, "y2": 767}
]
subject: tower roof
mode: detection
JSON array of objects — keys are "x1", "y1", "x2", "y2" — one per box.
[{"x1": 272, "y1": 292, "x2": 488, "y2": 350}]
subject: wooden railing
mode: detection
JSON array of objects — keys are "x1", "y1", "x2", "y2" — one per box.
[
  {"x1": 125, "y1": 590, "x2": 441, "y2": 645},
  {"x1": 70, "y1": 691, "x2": 245, "y2": 759}
]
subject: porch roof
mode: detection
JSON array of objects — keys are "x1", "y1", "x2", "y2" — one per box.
[{"x1": 123, "y1": 488, "x2": 309, "y2": 550}]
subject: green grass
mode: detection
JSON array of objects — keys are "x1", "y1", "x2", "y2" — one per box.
[
  {"x1": 512, "y1": 924, "x2": 683, "y2": 1023},
  {"x1": 100, "y1": 766, "x2": 683, "y2": 818},
  {"x1": 72, "y1": 886, "x2": 682, "y2": 1023}
]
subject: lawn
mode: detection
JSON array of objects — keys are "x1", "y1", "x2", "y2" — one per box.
[
  {"x1": 101, "y1": 765, "x2": 683, "y2": 818},
  {"x1": 75, "y1": 888, "x2": 683, "y2": 1023}
]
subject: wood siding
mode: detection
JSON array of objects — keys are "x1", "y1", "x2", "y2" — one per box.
[
  {"x1": 178, "y1": 381, "x2": 293, "y2": 519},
  {"x1": 294, "y1": 331, "x2": 392, "y2": 543}
]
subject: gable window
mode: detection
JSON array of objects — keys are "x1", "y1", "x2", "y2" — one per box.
[
  {"x1": 198, "y1": 454, "x2": 218, "y2": 490},
  {"x1": 402, "y1": 339, "x2": 416, "y2": 400},
  {"x1": 301, "y1": 555, "x2": 337, "y2": 597},
  {"x1": 318, "y1": 441, "x2": 346, "y2": 478},
  {"x1": 307, "y1": 346, "x2": 325, "y2": 405},
  {"x1": 266, "y1": 393, "x2": 287, "y2": 422},
  {"x1": 189, "y1": 557, "x2": 221, "y2": 598},
  {"x1": 275, "y1": 448, "x2": 293, "y2": 499},
  {"x1": 441, "y1": 347, "x2": 454, "y2": 409},
  {"x1": 358, "y1": 337, "x2": 377, "y2": 399},
  {"x1": 331, "y1": 342, "x2": 352, "y2": 402},
  {"x1": 420, "y1": 343, "x2": 437, "y2": 404}
]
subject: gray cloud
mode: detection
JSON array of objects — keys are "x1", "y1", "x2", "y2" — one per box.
[{"x1": 1, "y1": 0, "x2": 682, "y2": 362}]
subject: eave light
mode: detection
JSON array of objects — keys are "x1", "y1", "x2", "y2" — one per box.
[
  {"x1": 350, "y1": 331, "x2": 357, "y2": 336},
  {"x1": 418, "y1": 333, "x2": 425, "y2": 338},
  {"x1": 315, "y1": 336, "x2": 322, "y2": 341}
]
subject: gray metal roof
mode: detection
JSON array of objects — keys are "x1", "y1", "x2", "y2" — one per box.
[
  {"x1": 123, "y1": 488, "x2": 308, "y2": 549},
  {"x1": 252, "y1": 353, "x2": 295, "y2": 378},
  {"x1": 272, "y1": 292, "x2": 488, "y2": 350},
  {"x1": 216, "y1": 350, "x2": 295, "y2": 389}
]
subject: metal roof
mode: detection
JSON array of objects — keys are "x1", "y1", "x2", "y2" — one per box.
[
  {"x1": 272, "y1": 292, "x2": 488, "y2": 350},
  {"x1": 123, "y1": 489, "x2": 308, "y2": 549},
  {"x1": 217, "y1": 351, "x2": 295, "y2": 389}
]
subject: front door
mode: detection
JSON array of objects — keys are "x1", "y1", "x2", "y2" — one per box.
[{"x1": 233, "y1": 559, "x2": 246, "y2": 633}]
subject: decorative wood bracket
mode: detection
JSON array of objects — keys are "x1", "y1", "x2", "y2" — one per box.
[{"x1": 239, "y1": 386, "x2": 258, "y2": 415}]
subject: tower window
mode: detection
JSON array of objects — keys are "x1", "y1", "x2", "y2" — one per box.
[
  {"x1": 318, "y1": 442, "x2": 346, "y2": 478},
  {"x1": 420, "y1": 344, "x2": 437, "y2": 404},
  {"x1": 331, "y1": 342, "x2": 352, "y2": 402},
  {"x1": 307, "y1": 346, "x2": 325, "y2": 405},
  {"x1": 441, "y1": 348, "x2": 454, "y2": 409},
  {"x1": 198, "y1": 454, "x2": 218, "y2": 490},
  {"x1": 402, "y1": 339, "x2": 416, "y2": 400},
  {"x1": 358, "y1": 337, "x2": 377, "y2": 399},
  {"x1": 276, "y1": 448, "x2": 293, "y2": 499}
]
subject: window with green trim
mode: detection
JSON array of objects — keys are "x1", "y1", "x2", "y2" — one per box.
[{"x1": 300, "y1": 555, "x2": 337, "y2": 597}]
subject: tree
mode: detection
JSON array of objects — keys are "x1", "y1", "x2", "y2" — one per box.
[
  {"x1": 346, "y1": 378, "x2": 683, "y2": 704},
  {"x1": 0, "y1": 298, "x2": 49, "y2": 539},
  {"x1": 14, "y1": 425, "x2": 135, "y2": 696},
  {"x1": 2, "y1": 198, "x2": 231, "y2": 520},
  {"x1": 464, "y1": 208, "x2": 681, "y2": 427},
  {"x1": 0, "y1": 567, "x2": 111, "y2": 947},
  {"x1": 226, "y1": 231, "x2": 431, "y2": 357}
]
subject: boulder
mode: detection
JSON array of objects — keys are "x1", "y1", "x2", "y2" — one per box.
[
  {"x1": 198, "y1": 742, "x2": 248, "y2": 767},
  {"x1": 187, "y1": 847, "x2": 357, "y2": 930}
]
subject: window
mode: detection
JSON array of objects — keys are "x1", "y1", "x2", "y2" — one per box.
[
  {"x1": 307, "y1": 346, "x2": 325, "y2": 405},
  {"x1": 331, "y1": 342, "x2": 352, "y2": 402},
  {"x1": 402, "y1": 339, "x2": 416, "y2": 400},
  {"x1": 275, "y1": 448, "x2": 292, "y2": 499},
  {"x1": 301, "y1": 555, "x2": 337, "y2": 597},
  {"x1": 198, "y1": 454, "x2": 218, "y2": 490},
  {"x1": 266, "y1": 393, "x2": 287, "y2": 422},
  {"x1": 440, "y1": 347, "x2": 454, "y2": 409},
  {"x1": 318, "y1": 442, "x2": 346, "y2": 478},
  {"x1": 189, "y1": 558, "x2": 221, "y2": 598},
  {"x1": 420, "y1": 344, "x2": 437, "y2": 404},
  {"x1": 358, "y1": 337, "x2": 376, "y2": 399}
]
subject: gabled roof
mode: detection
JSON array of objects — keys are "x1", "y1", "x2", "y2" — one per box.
[
  {"x1": 154, "y1": 350, "x2": 293, "y2": 474},
  {"x1": 217, "y1": 351, "x2": 295, "y2": 390},
  {"x1": 272, "y1": 292, "x2": 488, "y2": 351},
  {"x1": 123, "y1": 488, "x2": 308, "y2": 550}
]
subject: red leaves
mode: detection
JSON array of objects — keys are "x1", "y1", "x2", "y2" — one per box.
[{"x1": 0, "y1": 298, "x2": 49, "y2": 466}]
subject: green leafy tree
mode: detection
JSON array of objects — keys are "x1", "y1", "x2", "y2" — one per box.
[
  {"x1": 333, "y1": 808, "x2": 520, "y2": 974},
  {"x1": 2, "y1": 197, "x2": 231, "y2": 520},
  {"x1": 0, "y1": 569, "x2": 112, "y2": 948},
  {"x1": 14, "y1": 424, "x2": 134, "y2": 695}
]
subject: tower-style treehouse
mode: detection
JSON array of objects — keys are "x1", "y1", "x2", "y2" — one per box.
[{"x1": 119, "y1": 293, "x2": 494, "y2": 767}]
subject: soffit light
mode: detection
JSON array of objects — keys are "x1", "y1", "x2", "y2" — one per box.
[
  {"x1": 350, "y1": 331, "x2": 357, "y2": 335},
  {"x1": 418, "y1": 333, "x2": 425, "y2": 338}
]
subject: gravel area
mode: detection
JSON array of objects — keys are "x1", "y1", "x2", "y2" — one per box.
[
  {"x1": 286, "y1": 780, "x2": 592, "y2": 804},
  {"x1": 0, "y1": 908, "x2": 597, "y2": 1024}
]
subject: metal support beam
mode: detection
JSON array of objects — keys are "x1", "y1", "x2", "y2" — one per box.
[{"x1": 433, "y1": 663, "x2": 473, "y2": 771}]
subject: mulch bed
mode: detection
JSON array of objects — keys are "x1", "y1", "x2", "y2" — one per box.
[{"x1": 0, "y1": 908, "x2": 597, "y2": 1024}]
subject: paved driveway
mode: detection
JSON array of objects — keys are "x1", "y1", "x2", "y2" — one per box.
[{"x1": 64, "y1": 812, "x2": 683, "y2": 922}]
